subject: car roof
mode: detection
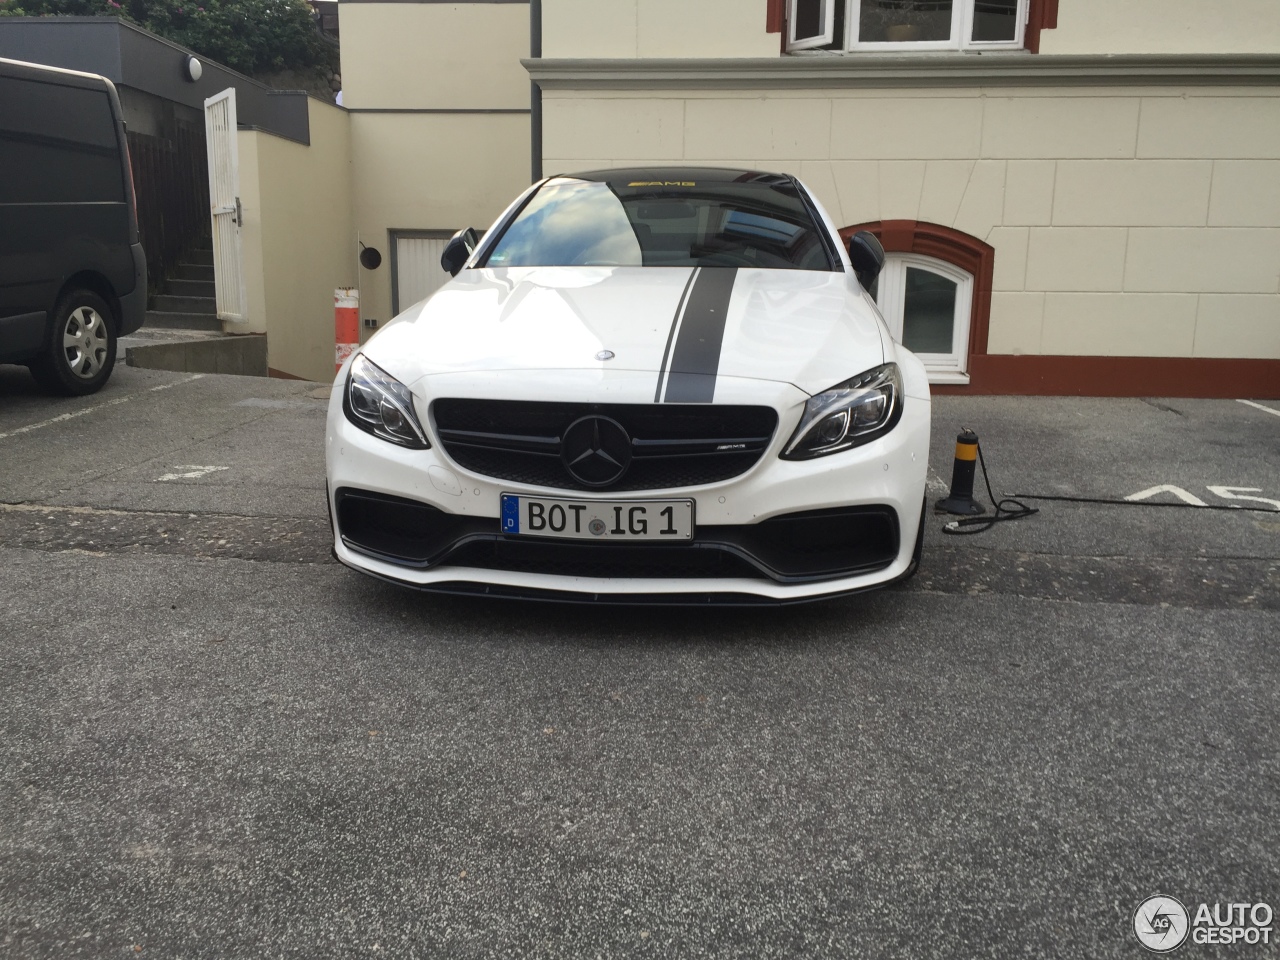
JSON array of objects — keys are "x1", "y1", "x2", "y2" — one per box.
[
  {"x1": 0, "y1": 55, "x2": 112, "y2": 91},
  {"x1": 559, "y1": 167, "x2": 792, "y2": 186}
]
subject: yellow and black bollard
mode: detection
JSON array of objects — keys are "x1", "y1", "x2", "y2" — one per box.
[{"x1": 935, "y1": 429, "x2": 987, "y2": 516}]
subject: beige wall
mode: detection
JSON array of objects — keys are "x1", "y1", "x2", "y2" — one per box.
[
  {"x1": 542, "y1": 86, "x2": 1280, "y2": 360},
  {"x1": 237, "y1": 99, "x2": 356, "y2": 382},
  {"x1": 350, "y1": 112, "x2": 532, "y2": 331},
  {"x1": 543, "y1": 0, "x2": 778, "y2": 59},
  {"x1": 1041, "y1": 0, "x2": 1280, "y2": 55},
  {"x1": 341, "y1": 2, "x2": 534, "y2": 334},
  {"x1": 235, "y1": 130, "x2": 268, "y2": 337},
  {"x1": 340, "y1": 2, "x2": 531, "y2": 109}
]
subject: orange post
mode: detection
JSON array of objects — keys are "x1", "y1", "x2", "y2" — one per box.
[{"x1": 335, "y1": 287, "x2": 359, "y2": 373}]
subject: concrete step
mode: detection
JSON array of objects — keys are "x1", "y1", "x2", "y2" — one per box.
[
  {"x1": 175, "y1": 263, "x2": 214, "y2": 282},
  {"x1": 152, "y1": 294, "x2": 217, "y2": 314},
  {"x1": 186, "y1": 247, "x2": 214, "y2": 267},
  {"x1": 123, "y1": 331, "x2": 267, "y2": 377},
  {"x1": 166, "y1": 278, "x2": 216, "y2": 298},
  {"x1": 143, "y1": 310, "x2": 222, "y2": 332}
]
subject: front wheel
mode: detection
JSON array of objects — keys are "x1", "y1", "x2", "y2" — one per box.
[{"x1": 29, "y1": 290, "x2": 117, "y2": 396}]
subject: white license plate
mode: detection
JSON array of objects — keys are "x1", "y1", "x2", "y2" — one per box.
[{"x1": 500, "y1": 494, "x2": 694, "y2": 541}]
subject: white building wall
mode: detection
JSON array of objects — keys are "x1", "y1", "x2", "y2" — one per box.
[
  {"x1": 543, "y1": 0, "x2": 778, "y2": 59},
  {"x1": 541, "y1": 85, "x2": 1280, "y2": 360},
  {"x1": 1041, "y1": 0, "x2": 1280, "y2": 55},
  {"x1": 235, "y1": 99, "x2": 357, "y2": 382},
  {"x1": 340, "y1": 1, "x2": 532, "y2": 109},
  {"x1": 338, "y1": 1, "x2": 534, "y2": 333}
]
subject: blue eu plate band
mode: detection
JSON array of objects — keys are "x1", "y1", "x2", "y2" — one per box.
[{"x1": 501, "y1": 494, "x2": 520, "y2": 533}]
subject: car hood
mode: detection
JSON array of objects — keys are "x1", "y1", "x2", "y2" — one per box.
[{"x1": 364, "y1": 266, "x2": 886, "y2": 399}]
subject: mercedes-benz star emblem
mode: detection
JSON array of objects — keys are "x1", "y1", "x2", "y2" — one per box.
[
  {"x1": 596, "y1": 350, "x2": 615, "y2": 361},
  {"x1": 560, "y1": 415, "x2": 632, "y2": 487}
]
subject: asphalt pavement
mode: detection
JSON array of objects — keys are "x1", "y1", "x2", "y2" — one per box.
[{"x1": 1, "y1": 363, "x2": 1277, "y2": 959}]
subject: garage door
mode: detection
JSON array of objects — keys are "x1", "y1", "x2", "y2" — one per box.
[{"x1": 392, "y1": 232, "x2": 453, "y2": 316}]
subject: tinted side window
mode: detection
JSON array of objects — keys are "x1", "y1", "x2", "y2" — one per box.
[{"x1": 0, "y1": 77, "x2": 124, "y2": 204}]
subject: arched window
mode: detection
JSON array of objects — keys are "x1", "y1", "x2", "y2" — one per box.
[
  {"x1": 870, "y1": 254, "x2": 973, "y2": 384},
  {"x1": 840, "y1": 220, "x2": 994, "y2": 388}
]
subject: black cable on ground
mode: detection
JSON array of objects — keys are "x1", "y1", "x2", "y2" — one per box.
[
  {"x1": 941, "y1": 441, "x2": 1039, "y2": 535},
  {"x1": 1010, "y1": 493, "x2": 1277, "y2": 514}
]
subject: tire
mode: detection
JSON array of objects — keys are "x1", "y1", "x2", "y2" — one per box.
[{"x1": 29, "y1": 289, "x2": 117, "y2": 396}]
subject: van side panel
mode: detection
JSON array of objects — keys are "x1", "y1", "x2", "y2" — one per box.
[
  {"x1": 0, "y1": 204, "x2": 132, "y2": 315},
  {"x1": 0, "y1": 312, "x2": 45, "y2": 360},
  {"x1": 0, "y1": 67, "x2": 140, "y2": 363}
]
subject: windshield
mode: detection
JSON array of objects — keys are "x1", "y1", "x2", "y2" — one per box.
[{"x1": 482, "y1": 177, "x2": 838, "y2": 271}]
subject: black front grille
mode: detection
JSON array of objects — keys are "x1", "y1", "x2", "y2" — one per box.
[
  {"x1": 335, "y1": 488, "x2": 899, "y2": 583},
  {"x1": 432, "y1": 399, "x2": 778, "y2": 492}
]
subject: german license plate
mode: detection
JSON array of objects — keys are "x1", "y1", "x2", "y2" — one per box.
[{"x1": 500, "y1": 494, "x2": 694, "y2": 541}]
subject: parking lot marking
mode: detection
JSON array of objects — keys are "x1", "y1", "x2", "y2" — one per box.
[
  {"x1": 0, "y1": 374, "x2": 203, "y2": 442},
  {"x1": 234, "y1": 398, "x2": 319, "y2": 410},
  {"x1": 156, "y1": 465, "x2": 229, "y2": 482},
  {"x1": 1207, "y1": 486, "x2": 1280, "y2": 512},
  {"x1": 147, "y1": 374, "x2": 204, "y2": 391},
  {"x1": 0, "y1": 395, "x2": 133, "y2": 441},
  {"x1": 1124, "y1": 485, "x2": 1208, "y2": 507},
  {"x1": 1237, "y1": 399, "x2": 1280, "y2": 419}
]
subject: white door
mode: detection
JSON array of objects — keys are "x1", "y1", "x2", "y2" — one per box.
[
  {"x1": 393, "y1": 233, "x2": 453, "y2": 315},
  {"x1": 204, "y1": 88, "x2": 247, "y2": 323}
]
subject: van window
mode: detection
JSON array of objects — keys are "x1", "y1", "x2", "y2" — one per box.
[{"x1": 0, "y1": 78, "x2": 124, "y2": 205}]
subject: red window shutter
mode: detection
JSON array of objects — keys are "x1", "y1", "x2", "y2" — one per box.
[
  {"x1": 1026, "y1": 0, "x2": 1060, "y2": 53},
  {"x1": 767, "y1": 0, "x2": 785, "y2": 33}
]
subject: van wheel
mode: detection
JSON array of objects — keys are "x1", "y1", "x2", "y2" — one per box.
[{"x1": 29, "y1": 290, "x2": 117, "y2": 396}]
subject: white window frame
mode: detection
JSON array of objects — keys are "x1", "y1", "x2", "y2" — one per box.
[
  {"x1": 786, "y1": 0, "x2": 837, "y2": 51},
  {"x1": 843, "y1": 0, "x2": 1029, "y2": 52},
  {"x1": 874, "y1": 253, "x2": 973, "y2": 385}
]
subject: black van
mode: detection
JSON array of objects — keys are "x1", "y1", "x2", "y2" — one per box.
[{"x1": 0, "y1": 56, "x2": 146, "y2": 395}]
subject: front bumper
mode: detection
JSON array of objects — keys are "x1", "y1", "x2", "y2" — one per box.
[{"x1": 325, "y1": 372, "x2": 930, "y2": 603}]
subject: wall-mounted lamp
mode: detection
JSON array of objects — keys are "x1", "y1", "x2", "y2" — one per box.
[{"x1": 184, "y1": 56, "x2": 203, "y2": 82}]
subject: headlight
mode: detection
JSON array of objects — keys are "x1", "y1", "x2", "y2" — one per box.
[
  {"x1": 781, "y1": 363, "x2": 903, "y2": 460},
  {"x1": 343, "y1": 354, "x2": 430, "y2": 449}
]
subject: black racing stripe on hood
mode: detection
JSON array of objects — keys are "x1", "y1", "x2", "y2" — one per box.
[
  {"x1": 662, "y1": 267, "x2": 738, "y2": 404},
  {"x1": 654, "y1": 267, "x2": 699, "y2": 403}
]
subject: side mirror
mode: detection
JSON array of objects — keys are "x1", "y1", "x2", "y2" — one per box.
[
  {"x1": 848, "y1": 231, "x2": 885, "y2": 291},
  {"x1": 440, "y1": 227, "x2": 480, "y2": 277}
]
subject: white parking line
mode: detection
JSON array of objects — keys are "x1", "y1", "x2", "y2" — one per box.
[
  {"x1": 1124, "y1": 485, "x2": 1208, "y2": 506},
  {"x1": 156, "y1": 465, "x2": 229, "y2": 482},
  {"x1": 1237, "y1": 399, "x2": 1280, "y2": 419},
  {"x1": 0, "y1": 374, "x2": 203, "y2": 442}
]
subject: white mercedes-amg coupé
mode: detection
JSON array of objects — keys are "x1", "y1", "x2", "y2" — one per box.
[{"x1": 325, "y1": 168, "x2": 930, "y2": 604}]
